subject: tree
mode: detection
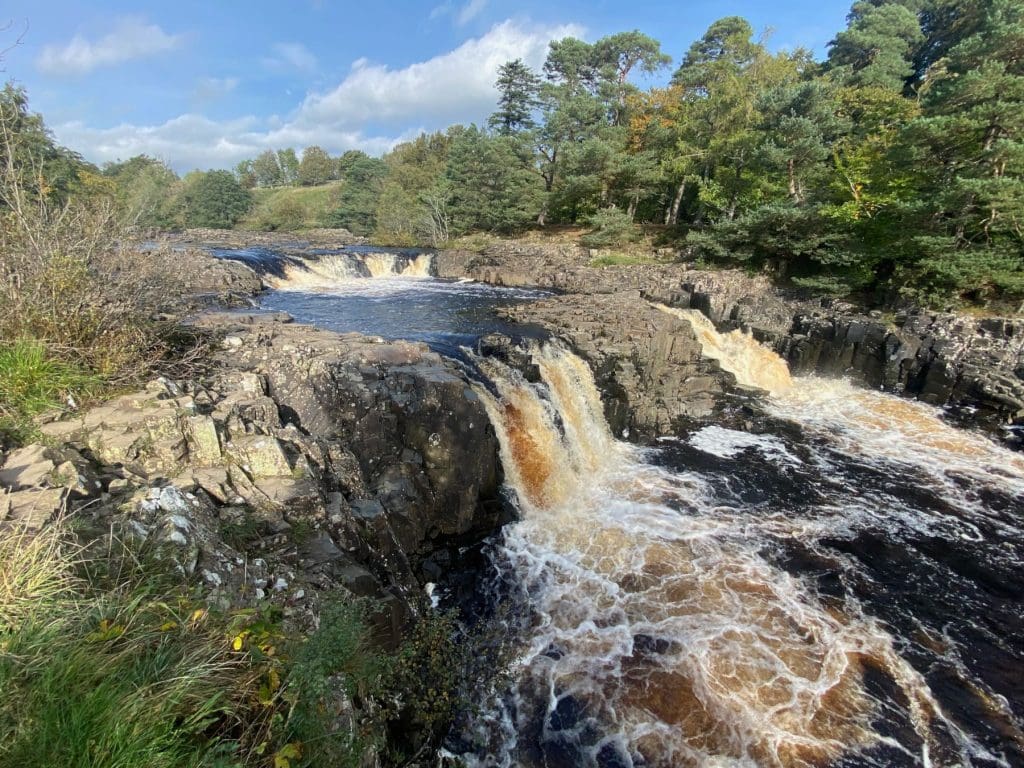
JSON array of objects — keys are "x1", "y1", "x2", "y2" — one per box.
[
  {"x1": 327, "y1": 155, "x2": 387, "y2": 234},
  {"x1": 277, "y1": 148, "x2": 299, "y2": 184},
  {"x1": 899, "y1": 0, "x2": 1024, "y2": 301},
  {"x1": 179, "y1": 170, "x2": 251, "y2": 228},
  {"x1": 102, "y1": 155, "x2": 181, "y2": 228},
  {"x1": 592, "y1": 31, "x2": 671, "y2": 125},
  {"x1": 235, "y1": 159, "x2": 257, "y2": 188},
  {"x1": 446, "y1": 127, "x2": 544, "y2": 233},
  {"x1": 297, "y1": 145, "x2": 334, "y2": 186},
  {"x1": 0, "y1": 83, "x2": 83, "y2": 206},
  {"x1": 252, "y1": 149, "x2": 282, "y2": 187},
  {"x1": 828, "y1": 1, "x2": 924, "y2": 91},
  {"x1": 489, "y1": 59, "x2": 541, "y2": 135}
]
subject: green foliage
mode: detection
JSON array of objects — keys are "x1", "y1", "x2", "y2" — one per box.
[
  {"x1": 580, "y1": 206, "x2": 638, "y2": 248},
  {"x1": 446, "y1": 129, "x2": 544, "y2": 234},
  {"x1": 326, "y1": 155, "x2": 387, "y2": 235},
  {"x1": 280, "y1": 601, "x2": 382, "y2": 767},
  {"x1": 297, "y1": 145, "x2": 335, "y2": 186},
  {"x1": 0, "y1": 83, "x2": 85, "y2": 206},
  {"x1": 180, "y1": 170, "x2": 252, "y2": 228},
  {"x1": 0, "y1": 527, "x2": 263, "y2": 768},
  {"x1": 0, "y1": 340, "x2": 99, "y2": 441},
  {"x1": 102, "y1": 155, "x2": 182, "y2": 228},
  {"x1": 489, "y1": 59, "x2": 541, "y2": 135},
  {"x1": 589, "y1": 251, "x2": 655, "y2": 267}
]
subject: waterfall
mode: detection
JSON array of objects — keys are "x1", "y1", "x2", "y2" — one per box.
[
  {"x1": 654, "y1": 304, "x2": 794, "y2": 394},
  {"x1": 661, "y1": 303, "x2": 1024, "y2": 503},
  {"x1": 263, "y1": 251, "x2": 435, "y2": 290},
  {"x1": 465, "y1": 342, "x2": 946, "y2": 768}
]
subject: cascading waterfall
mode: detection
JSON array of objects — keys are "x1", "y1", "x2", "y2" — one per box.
[
  {"x1": 654, "y1": 304, "x2": 794, "y2": 393},
  {"x1": 263, "y1": 250, "x2": 435, "y2": 290},
  {"x1": 462, "y1": 342, "x2": 970, "y2": 768}
]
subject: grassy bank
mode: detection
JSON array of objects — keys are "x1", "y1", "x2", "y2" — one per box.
[{"x1": 238, "y1": 183, "x2": 343, "y2": 232}]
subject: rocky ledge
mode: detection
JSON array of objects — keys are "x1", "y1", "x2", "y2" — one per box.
[
  {"x1": 493, "y1": 292, "x2": 738, "y2": 437},
  {"x1": 439, "y1": 242, "x2": 1024, "y2": 437},
  {"x1": 1, "y1": 313, "x2": 502, "y2": 644}
]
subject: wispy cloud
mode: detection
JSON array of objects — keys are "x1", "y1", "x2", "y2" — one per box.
[
  {"x1": 263, "y1": 42, "x2": 317, "y2": 73},
  {"x1": 37, "y1": 17, "x2": 181, "y2": 76},
  {"x1": 192, "y1": 76, "x2": 240, "y2": 105},
  {"x1": 430, "y1": 0, "x2": 489, "y2": 26},
  {"x1": 457, "y1": 0, "x2": 488, "y2": 26}
]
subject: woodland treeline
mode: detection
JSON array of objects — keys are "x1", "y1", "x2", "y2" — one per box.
[{"x1": 3, "y1": 0, "x2": 1022, "y2": 306}]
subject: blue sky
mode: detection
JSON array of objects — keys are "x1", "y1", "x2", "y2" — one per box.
[{"x1": 1, "y1": 1, "x2": 854, "y2": 173}]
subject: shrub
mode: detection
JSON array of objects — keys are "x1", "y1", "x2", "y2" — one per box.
[{"x1": 580, "y1": 207, "x2": 638, "y2": 248}]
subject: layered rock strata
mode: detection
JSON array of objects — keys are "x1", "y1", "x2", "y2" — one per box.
[{"x1": 2, "y1": 313, "x2": 502, "y2": 644}]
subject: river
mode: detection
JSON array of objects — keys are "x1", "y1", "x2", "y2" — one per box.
[{"x1": 214, "y1": 246, "x2": 1024, "y2": 768}]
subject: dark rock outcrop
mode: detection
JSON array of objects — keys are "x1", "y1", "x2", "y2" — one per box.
[
  {"x1": 6, "y1": 313, "x2": 503, "y2": 645},
  {"x1": 439, "y1": 242, "x2": 1024, "y2": 433},
  {"x1": 497, "y1": 291, "x2": 738, "y2": 437}
]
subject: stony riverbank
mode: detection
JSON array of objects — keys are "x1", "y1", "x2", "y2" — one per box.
[{"x1": 2, "y1": 310, "x2": 503, "y2": 647}]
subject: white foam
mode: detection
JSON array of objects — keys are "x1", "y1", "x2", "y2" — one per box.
[
  {"x1": 688, "y1": 425, "x2": 803, "y2": 466},
  {"x1": 465, "y1": 344, "x2": 948, "y2": 767}
]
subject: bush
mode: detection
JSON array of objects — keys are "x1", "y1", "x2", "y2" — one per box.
[{"x1": 580, "y1": 207, "x2": 638, "y2": 248}]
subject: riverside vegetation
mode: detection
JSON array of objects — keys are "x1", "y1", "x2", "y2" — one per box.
[{"x1": 0, "y1": 42, "x2": 503, "y2": 768}]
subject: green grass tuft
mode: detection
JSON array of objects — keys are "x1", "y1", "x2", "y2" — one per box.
[{"x1": 0, "y1": 340, "x2": 101, "y2": 444}]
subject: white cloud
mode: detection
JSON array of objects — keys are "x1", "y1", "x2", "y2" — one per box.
[
  {"x1": 264, "y1": 42, "x2": 317, "y2": 73},
  {"x1": 53, "y1": 113, "x2": 413, "y2": 173},
  {"x1": 456, "y1": 0, "x2": 488, "y2": 26},
  {"x1": 37, "y1": 17, "x2": 181, "y2": 76},
  {"x1": 51, "y1": 19, "x2": 584, "y2": 173},
  {"x1": 293, "y1": 20, "x2": 582, "y2": 128}
]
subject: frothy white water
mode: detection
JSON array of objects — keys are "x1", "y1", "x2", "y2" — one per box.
[
  {"x1": 769, "y1": 379, "x2": 1024, "y2": 502},
  {"x1": 655, "y1": 304, "x2": 794, "y2": 394},
  {"x1": 467, "y1": 344, "x2": 953, "y2": 768},
  {"x1": 668, "y1": 305, "x2": 1024, "y2": 506},
  {"x1": 264, "y1": 251, "x2": 434, "y2": 290},
  {"x1": 686, "y1": 426, "x2": 803, "y2": 466}
]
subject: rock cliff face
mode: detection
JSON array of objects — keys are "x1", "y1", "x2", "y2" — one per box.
[
  {"x1": 2, "y1": 313, "x2": 502, "y2": 644},
  {"x1": 495, "y1": 292, "x2": 737, "y2": 437},
  {"x1": 439, "y1": 243, "x2": 1024, "y2": 435}
]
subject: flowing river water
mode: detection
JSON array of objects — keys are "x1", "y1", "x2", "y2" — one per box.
[{"x1": 216, "y1": 247, "x2": 1024, "y2": 767}]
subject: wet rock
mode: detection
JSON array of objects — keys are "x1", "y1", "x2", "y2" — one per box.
[{"x1": 499, "y1": 291, "x2": 737, "y2": 437}]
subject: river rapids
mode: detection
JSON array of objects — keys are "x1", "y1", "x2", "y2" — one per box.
[{"x1": 215, "y1": 246, "x2": 1024, "y2": 767}]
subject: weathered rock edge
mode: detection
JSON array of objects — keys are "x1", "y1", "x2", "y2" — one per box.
[
  {"x1": 2, "y1": 312, "x2": 503, "y2": 646},
  {"x1": 437, "y1": 244, "x2": 1024, "y2": 436}
]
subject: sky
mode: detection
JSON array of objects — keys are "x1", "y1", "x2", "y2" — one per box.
[{"x1": 1, "y1": 1, "x2": 854, "y2": 174}]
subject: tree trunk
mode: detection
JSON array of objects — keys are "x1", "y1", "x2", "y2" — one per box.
[
  {"x1": 788, "y1": 158, "x2": 798, "y2": 202},
  {"x1": 627, "y1": 193, "x2": 638, "y2": 221},
  {"x1": 666, "y1": 180, "x2": 686, "y2": 226}
]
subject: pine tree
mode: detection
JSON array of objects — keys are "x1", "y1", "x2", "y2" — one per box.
[{"x1": 488, "y1": 60, "x2": 541, "y2": 135}]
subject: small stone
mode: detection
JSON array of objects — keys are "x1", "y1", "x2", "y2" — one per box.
[
  {"x1": 273, "y1": 577, "x2": 288, "y2": 592},
  {"x1": 223, "y1": 335, "x2": 244, "y2": 349}
]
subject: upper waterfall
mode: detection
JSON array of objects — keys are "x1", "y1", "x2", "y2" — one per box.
[{"x1": 251, "y1": 249, "x2": 435, "y2": 290}]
